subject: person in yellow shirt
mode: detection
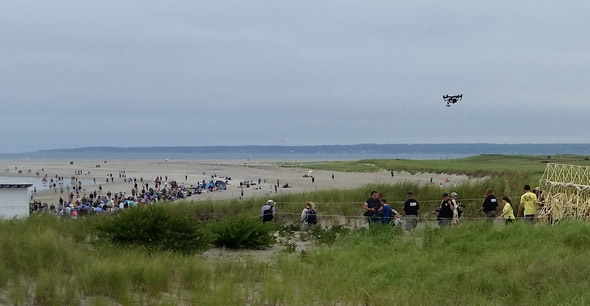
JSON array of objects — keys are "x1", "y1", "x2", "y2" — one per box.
[
  {"x1": 519, "y1": 185, "x2": 538, "y2": 224},
  {"x1": 497, "y1": 197, "x2": 516, "y2": 225}
]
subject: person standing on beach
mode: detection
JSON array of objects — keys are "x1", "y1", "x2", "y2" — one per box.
[
  {"x1": 520, "y1": 185, "x2": 537, "y2": 224},
  {"x1": 402, "y1": 192, "x2": 420, "y2": 231},
  {"x1": 363, "y1": 191, "x2": 381, "y2": 227},
  {"x1": 478, "y1": 188, "x2": 498, "y2": 221}
]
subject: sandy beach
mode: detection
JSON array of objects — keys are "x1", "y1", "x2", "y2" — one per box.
[{"x1": 0, "y1": 159, "x2": 471, "y2": 205}]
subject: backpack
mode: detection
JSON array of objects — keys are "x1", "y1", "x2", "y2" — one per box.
[
  {"x1": 262, "y1": 206, "x2": 274, "y2": 222},
  {"x1": 306, "y1": 209, "x2": 317, "y2": 225}
]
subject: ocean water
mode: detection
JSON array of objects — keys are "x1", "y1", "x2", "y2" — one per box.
[
  {"x1": 0, "y1": 176, "x2": 96, "y2": 195},
  {"x1": 0, "y1": 152, "x2": 476, "y2": 161}
]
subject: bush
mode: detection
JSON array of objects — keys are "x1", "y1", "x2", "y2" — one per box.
[
  {"x1": 96, "y1": 205, "x2": 211, "y2": 254},
  {"x1": 307, "y1": 225, "x2": 351, "y2": 245},
  {"x1": 210, "y1": 217, "x2": 275, "y2": 249}
]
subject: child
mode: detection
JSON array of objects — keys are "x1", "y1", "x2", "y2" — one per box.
[{"x1": 497, "y1": 197, "x2": 516, "y2": 224}]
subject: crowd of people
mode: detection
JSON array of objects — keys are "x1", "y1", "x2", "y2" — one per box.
[
  {"x1": 28, "y1": 173, "x2": 235, "y2": 216},
  {"x1": 259, "y1": 184, "x2": 544, "y2": 230}
]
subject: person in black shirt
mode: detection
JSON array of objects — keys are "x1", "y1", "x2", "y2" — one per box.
[
  {"x1": 477, "y1": 188, "x2": 498, "y2": 221},
  {"x1": 364, "y1": 191, "x2": 381, "y2": 227},
  {"x1": 438, "y1": 192, "x2": 454, "y2": 227},
  {"x1": 402, "y1": 192, "x2": 420, "y2": 231}
]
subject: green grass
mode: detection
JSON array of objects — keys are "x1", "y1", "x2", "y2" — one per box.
[
  {"x1": 3, "y1": 155, "x2": 590, "y2": 305},
  {"x1": 3, "y1": 204, "x2": 590, "y2": 305},
  {"x1": 164, "y1": 178, "x2": 523, "y2": 225},
  {"x1": 282, "y1": 154, "x2": 590, "y2": 182}
]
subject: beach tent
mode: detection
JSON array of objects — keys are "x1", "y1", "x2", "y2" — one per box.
[{"x1": 214, "y1": 180, "x2": 227, "y2": 190}]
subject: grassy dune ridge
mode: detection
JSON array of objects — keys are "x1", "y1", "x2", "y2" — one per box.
[
  {"x1": 2, "y1": 154, "x2": 590, "y2": 305},
  {"x1": 283, "y1": 154, "x2": 590, "y2": 180}
]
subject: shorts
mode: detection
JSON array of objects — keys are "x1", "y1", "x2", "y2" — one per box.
[
  {"x1": 524, "y1": 214, "x2": 534, "y2": 224},
  {"x1": 404, "y1": 215, "x2": 418, "y2": 231},
  {"x1": 438, "y1": 218, "x2": 452, "y2": 227},
  {"x1": 485, "y1": 211, "x2": 497, "y2": 220}
]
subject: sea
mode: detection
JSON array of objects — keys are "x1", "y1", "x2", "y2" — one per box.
[
  {"x1": 1, "y1": 152, "x2": 475, "y2": 161},
  {"x1": 0, "y1": 176, "x2": 96, "y2": 195},
  {"x1": 3, "y1": 143, "x2": 590, "y2": 160}
]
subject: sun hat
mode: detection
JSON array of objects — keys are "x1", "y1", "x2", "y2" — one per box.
[{"x1": 451, "y1": 192, "x2": 458, "y2": 197}]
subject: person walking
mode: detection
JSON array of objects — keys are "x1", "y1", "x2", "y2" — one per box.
[
  {"x1": 478, "y1": 188, "x2": 498, "y2": 222},
  {"x1": 497, "y1": 197, "x2": 516, "y2": 225},
  {"x1": 520, "y1": 185, "x2": 538, "y2": 224},
  {"x1": 364, "y1": 191, "x2": 381, "y2": 227},
  {"x1": 301, "y1": 201, "x2": 317, "y2": 228},
  {"x1": 260, "y1": 200, "x2": 276, "y2": 223},
  {"x1": 402, "y1": 192, "x2": 419, "y2": 231},
  {"x1": 438, "y1": 193, "x2": 454, "y2": 227},
  {"x1": 451, "y1": 192, "x2": 463, "y2": 225}
]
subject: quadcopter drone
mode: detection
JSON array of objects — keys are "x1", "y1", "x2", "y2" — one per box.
[{"x1": 443, "y1": 94, "x2": 463, "y2": 107}]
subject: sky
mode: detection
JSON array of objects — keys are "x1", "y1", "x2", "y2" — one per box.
[{"x1": 1, "y1": 1, "x2": 589, "y2": 153}]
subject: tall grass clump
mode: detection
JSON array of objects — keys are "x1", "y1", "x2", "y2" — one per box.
[
  {"x1": 210, "y1": 216, "x2": 275, "y2": 249},
  {"x1": 96, "y1": 205, "x2": 212, "y2": 254},
  {"x1": 0, "y1": 215, "x2": 82, "y2": 278}
]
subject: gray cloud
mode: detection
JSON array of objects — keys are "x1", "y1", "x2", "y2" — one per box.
[{"x1": 1, "y1": 0, "x2": 589, "y2": 152}]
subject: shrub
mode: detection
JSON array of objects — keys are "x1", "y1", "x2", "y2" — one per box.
[
  {"x1": 307, "y1": 225, "x2": 351, "y2": 245},
  {"x1": 277, "y1": 223, "x2": 301, "y2": 238},
  {"x1": 210, "y1": 217, "x2": 275, "y2": 249},
  {"x1": 96, "y1": 205, "x2": 211, "y2": 254}
]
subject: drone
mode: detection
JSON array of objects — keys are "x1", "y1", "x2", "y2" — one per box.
[{"x1": 443, "y1": 94, "x2": 463, "y2": 107}]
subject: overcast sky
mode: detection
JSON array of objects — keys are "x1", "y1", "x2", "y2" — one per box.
[{"x1": 1, "y1": 1, "x2": 589, "y2": 153}]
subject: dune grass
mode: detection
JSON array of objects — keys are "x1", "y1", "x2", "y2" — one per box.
[
  {"x1": 3, "y1": 214, "x2": 590, "y2": 305},
  {"x1": 3, "y1": 155, "x2": 590, "y2": 305},
  {"x1": 166, "y1": 175, "x2": 525, "y2": 226},
  {"x1": 283, "y1": 154, "x2": 590, "y2": 182}
]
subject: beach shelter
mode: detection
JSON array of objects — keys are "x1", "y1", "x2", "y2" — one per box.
[
  {"x1": 214, "y1": 180, "x2": 227, "y2": 190},
  {"x1": 0, "y1": 184, "x2": 33, "y2": 219}
]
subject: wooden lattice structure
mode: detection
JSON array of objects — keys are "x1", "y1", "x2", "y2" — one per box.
[{"x1": 538, "y1": 163, "x2": 590, "y2": 222}]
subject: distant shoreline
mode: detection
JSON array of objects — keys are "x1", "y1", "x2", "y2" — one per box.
[
  {"x1": 2, "y1": 143, "x2": 590, "y2": 160},
  {"x1": 0, "y1": 153, "x2": 475, "y2": 161}
]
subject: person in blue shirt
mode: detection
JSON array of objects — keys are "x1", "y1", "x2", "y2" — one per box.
[{"x1": 380, "y1": 199, "x2": 393, "y2": 225}]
